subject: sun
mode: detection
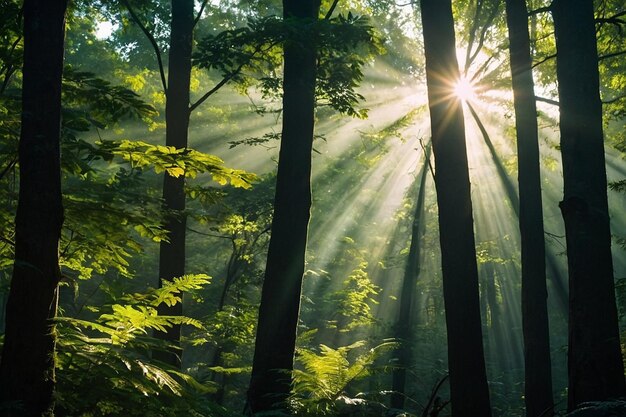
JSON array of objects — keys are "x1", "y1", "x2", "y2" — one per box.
[{"x1": 454, "y1": 75, "x2": 477, "y2": 102}]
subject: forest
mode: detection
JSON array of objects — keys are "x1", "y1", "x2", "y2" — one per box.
[{"x1": 1, "y1": 0, "x2": 626, "y2": 416}]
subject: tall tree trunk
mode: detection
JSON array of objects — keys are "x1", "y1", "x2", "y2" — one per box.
[
  {"x1": 391, "y1": 145, "x2": 430, "y2": 410},
  {"x1": 504, "y1": 0, "x2": 554, "y2": 415},
  {"x1": 154, "y1": 0, "x2": 194, "y2": 368},
  {"x1": 419, "y1": 1, "x2": 492, "y2": 416},
  {"x1": 552, "y1": 0, "x2": 626, "y2": 409},
  {"x1": 0, "y1": 0, "x2": 68, "y2": 415},
  {"x1": 246, "y1": 0, "x2": 320, "y2": 413}
]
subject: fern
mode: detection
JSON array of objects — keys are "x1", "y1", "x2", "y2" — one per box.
[
  {"x1": 290, "y1": 340, "x2": 397, "y2": 416},
  {"x1": 55, "y1": 275, "x2": 216, "y2": 416}
]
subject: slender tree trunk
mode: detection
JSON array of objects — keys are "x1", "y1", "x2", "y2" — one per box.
[
  {"x1": 552, "y1": 0, "x2": 626, "y2": 409},
  {"x1": 154, "y1": 0, "x2": 194, "y2": 368},
  {"x1": 0, "y1": 0, "x2": 68, "y2": 415},
  {"x1": 246, "y1": 0, "x2": 320, "y2": 413},
  {"x1": 419, "y1": 1, "x2": 492, "y2": 416},
  {"x1": 391, "y1": 145, "x2": 430, "y2": 410},
  {"x1": 504, "y1": 0, "x2": 554, "y2": 415}
]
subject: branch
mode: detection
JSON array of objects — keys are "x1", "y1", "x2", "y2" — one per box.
[
  {"x1": 0, "y1": 157, "x2": 17, "y2": 181},
  {"x1": 194, "y1": 0, "x2": 210, "y2": 28},
  {"x1": 532, "y1": 53, "x2": 556, "y2": 70},
  {"x1": 466, "y1": 1, "x2": 501, "y2": 73},
  {"x1": 602, "y1": 94, "x2": 626, "y2": 104},
  {"x1": 596, "y1": 10, "x2": 626, "y2": 26},
  {"x1": 0, "y1": 35, "x2": 23, "y2": 95},
  {"x1": 536, "y1": 96, "x2": 559, "y2": 106},
  {"x1": 421, "y1": 374, "x2": 449, "y2": 417},
  {"x1": 464, "y1": 0, "x2": 485, "y2": 74},
  {"x1": 120, "y1": 0, "x2": 168, "y2": 94},
  {"x1": 0, "y1": 235, "x2": 15, "y2": 247},
  {"x1": 189, "y1": 67, "x2": 242, "y2": 113},
  {"x1": 598, "y1": 49, "x2": 626, "y2": 61},
  {"x1": 190, "y1": 39, "x2": 279, "y2": 112},
  {"x1": 324, "y1": 0, "x2": 340, "y2": 20},
  {"x1": 528, "y1": 3, "x2": 553, "y2": 16}
]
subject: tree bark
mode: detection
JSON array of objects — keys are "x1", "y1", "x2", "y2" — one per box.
[
  {"x1": 391, "y1": 145, "x2": 430, "y2": 410},
  {"x1": 154, "y1": 0, "x2": 194, "y2": 368},
  {"x1": 246, "y1": 0, "x2": 320, "y2": 413},
  {"x1": 552, "y1": 0, "x2": 626, "y2": 410},
  {"x1": 504, "y1": 0, "x2": 554, "y2": 415},
  {"x1": 419, "y1": 1, "x2": 492, "y2": 416},
  {"x1": 0, "y1": 0, "x2": 68, "y2": 415}
]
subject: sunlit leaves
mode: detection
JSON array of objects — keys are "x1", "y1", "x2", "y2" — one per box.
[
  {"x1": 327, "y1": 261, "x2": 381, "y2": 332},
  {"x1": 55, "y1": 274, "x2": 217, "y2": 416},
  {"x1": 62, "y1": 67, "x2": 158, "y2": 127},
  {"x1": 290, "y1": 340, "x2": 397, "y2": 415},
  {"x1": 97, "y1": 139, "x2": 257, "y2": 188},
  {"x1": 194, "y1": 12, "x2": 381, "y2": 119},
  {"x1": 150, "y1": 274, "x2": 212, "y2": 307}
]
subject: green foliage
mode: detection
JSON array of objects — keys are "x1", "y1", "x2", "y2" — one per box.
[
  {"x1": 97, "y1": 139, "x2": 257, "y2": 187},
  {"x1": 62, "y1": 67, "x2": 158, "y2": 127},
  {"x1": 55, "y1": 274, "x2": 218, "y2": 417},
  {"x1": 194, "y1": 12, "x2": 382, "y2": 118},
  {"x1": 327, "y1": 261, "x2": 381, "y2": 332},
  {"x1": 290, "y1": 340, "x2": 397, "y2": 416}
]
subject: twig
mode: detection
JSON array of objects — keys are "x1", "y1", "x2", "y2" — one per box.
[
  {"x1": 535, "y1": 96, "x2": 559, "y2": 106},
  {"x1": 421, "y1": 374, "x2": 449, "y2": 417},
  {"x1": 324, "y1": 0, "x2": 340, "y2": 20},
  {"x1": 528, "y1": 3, "x2": 553, "y2": 16},
  {"x1": 194, "y1": 0, "x2": 210, "y2": 28},
  {"x1": 532, "y1": 53, "x2": 557, "y2": 70},
  {"x1": 0, "y1": 157, "x2": 17, "y2": 181},
  {"x1": 120, "y1": 0, "x2": 168, "y2": 94},
  {"x1": 599, "y1": 49, "x2": 626, "y2": 61}
]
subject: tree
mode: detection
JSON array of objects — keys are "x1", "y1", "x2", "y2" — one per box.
[
  {"x1": 552, "y1": 0, "x2": 626, "y2": 409},
  {"x1": 504, "y1": 0, "x2": 554, "y2": 415},
  {"x1": 419, "y1": 0, "x2": 492, "y2": 416},
  {"x1": 153, "y1": 0, "x2": 194, "y2": 368},
  {"x1": 0, "y1": 0, "x2": 69, "y2": 415},
  {"x1": 246, "y1": 0, "x2": 321, "y2": 413},
  {"x1": 391, "y1": 144, "x2": 430, "y2": 410}
]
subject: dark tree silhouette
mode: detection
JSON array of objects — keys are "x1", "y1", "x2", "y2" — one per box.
[
  {"x1": 0, "y1": 0, "x2": 69, "y2": 414},
  {"x1": 246, "y1": 0, "x2": 321, "y2": 413},
  {"x1": 419, "y1": 1, "x2": 492, "y2": 416},
  {"x1": 153, "y1": 0, "x2": 194, "y2": 368},
  {"x1": 391, "y1": 145, "x2": 430, "y2": 409},
  {"x1": 504, "y1": 0, "x2": 554, "y2": 415},
  {"x1": 552, "y1": 0, "x2": 626, "y2": 409}
]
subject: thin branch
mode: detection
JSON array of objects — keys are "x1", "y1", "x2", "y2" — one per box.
[
  {"x1": 194, "y1": 0, "x2": 210, "y2": 28},
  {"x1": 421, "y1": 374, "x2": 449, "y2": 417},
  {"x1": 0, "y1": 157, "x2": 17, "y2": 181},
  {"x1": 464, "y1": 0, "x2": 485, "y2": 74},
  {"x1": 120, "y1": 0, "x2": 168, "y2": 94},
  {"x1": 596, "y1": 10, "x2": 626, "y2": 26},
  {"x1": 528, "y1": 4, "x2": 553, "y2": 16},
  {"x1": 189, "y1": 67, "x2": 242, "y2": 113},
  {"x1": 324, "y1": 0, "x2": 340, "y2": 20},
  {"x1": 531, "y1": 53, "x2": 556, "y2": 70},
  {"x1": 186, "y1": 226, "x2": 230, "y2": 239},
  {"x1": 419, "y1": 138, "x2": 435, "y2": 183},
  {"x1": 190, "y1": 40, "x2": 279, "y2": 112},
  {"x1": 598, "y1": 49, "x2": 626, "y2": 61},
  {"x1": 0, "y1": 235, "x2": 15, "y2": 247},
  {"x1": 536, "y1": 96, "x2": 559, "y2": 106},
  {"x1": 602, "y1": 94, "x2": 626, "y2": 104},
  {"x1": 0, "y1": 35, "x2": 23, "y2": 95},
  {"x1": 466, "y1": 0, "x2": 501, "y2": 73}
]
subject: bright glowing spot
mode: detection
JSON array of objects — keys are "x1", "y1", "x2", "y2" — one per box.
[
  {"x1": 95, "y1": 21, "x2": 116, "y2": 40},
  {"x1": 454, "y1": 75, "x2": 477, "y2": 102}
]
